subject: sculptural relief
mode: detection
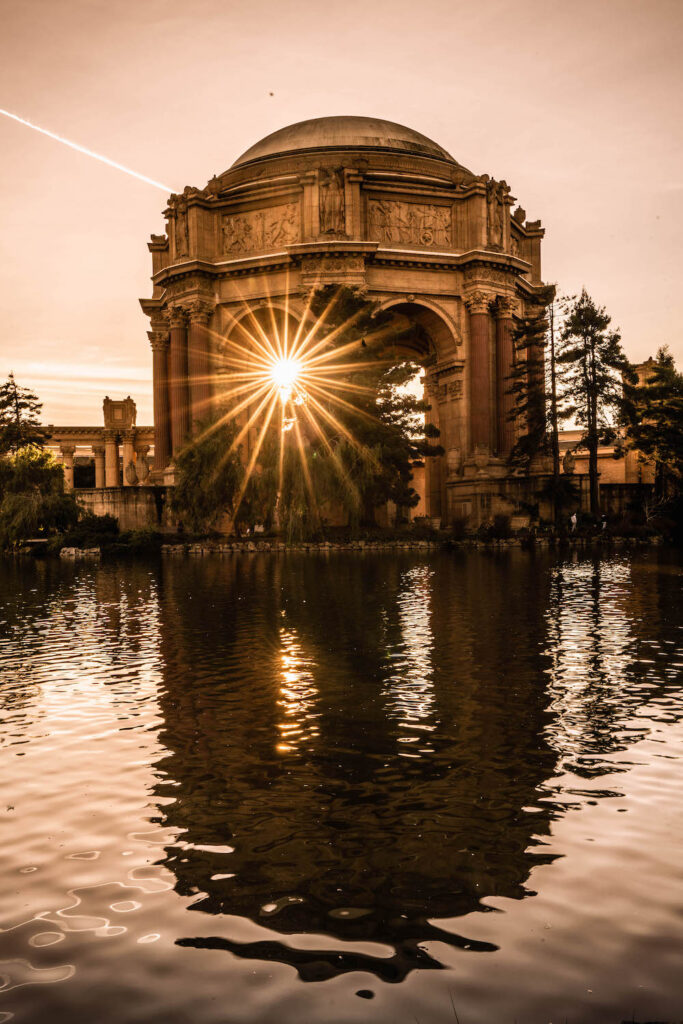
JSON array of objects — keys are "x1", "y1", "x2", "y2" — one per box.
[
  {"x1": 176, "y1": 207, "x2": 188, "y2": 256},
  {"x1": 486, "y1": 178, "x2": 508, "y2": 249},
  {"x1": 318, "y1": 168, "x2": 345, "y2": 234},
  {"x1": 368, "y1": 200, "x2": 452, "y2": 248},
  {"x1": 221, "y1": 203, "x2": 300, "y2": 255}
]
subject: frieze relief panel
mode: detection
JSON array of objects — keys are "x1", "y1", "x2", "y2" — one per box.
[
  {"x1": 221, "y1": 202, "x2": 300, "y2": 255},
  {"x1": 367, "y1": 199, "x2": 452, "y2": 248}
]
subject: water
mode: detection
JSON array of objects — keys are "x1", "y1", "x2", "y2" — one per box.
[{"x1": 0, "y1": 550, "x2": 681, "y2": 1024}]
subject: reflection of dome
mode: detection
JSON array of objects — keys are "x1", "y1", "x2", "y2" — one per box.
[{"x1": 232, "y1": 115, "x2": 456, "y2": 168}]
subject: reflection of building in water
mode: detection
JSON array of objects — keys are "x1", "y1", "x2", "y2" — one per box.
[
  {"x1": 153, "y1": 553, "x2": 557, "y2": 982},
  {"x1": 382, "y1": 564, "x2": 436, "y2": 753}
]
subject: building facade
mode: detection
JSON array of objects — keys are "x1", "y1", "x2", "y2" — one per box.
[{"x1": 141, "y1": 115, "x2": 550, "y2": 525}]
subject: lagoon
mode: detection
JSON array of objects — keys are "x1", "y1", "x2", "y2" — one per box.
[{"x1": 0, "y1": 550, "x2": 681, "y2": 1023}]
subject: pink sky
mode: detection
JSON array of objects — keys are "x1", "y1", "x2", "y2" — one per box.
[{"x1": 1, "y1": 0, "x2": 681, "y2": 425}]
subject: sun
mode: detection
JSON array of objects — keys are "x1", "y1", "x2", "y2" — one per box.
[{"x1": 269, "y1": 357, "x2": 303, "y2": 401}]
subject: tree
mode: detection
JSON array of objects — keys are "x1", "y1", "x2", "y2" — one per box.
[
  {"x1": 622, "y1": 346, "x2": 683, "y2": 500},
  {"x1": 0, "y1": 446, "x2": 79, "y2": 547},
  {"x1": 557, "y1": 289, "x2": 634, "y2": 515},
  {"x1": 0, "y1": 374, "x2": 49, "y2": 454},
  {"x1": 506, "y1": 285, "x2": 555, "y2": 471},
  {"x1": 170, "y1": 416, "x2": 244, "y2": 533}
]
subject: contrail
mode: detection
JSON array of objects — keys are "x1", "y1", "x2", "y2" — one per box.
[{"x1": 0, "y1": 107, "x2": 174, "y2": 193}]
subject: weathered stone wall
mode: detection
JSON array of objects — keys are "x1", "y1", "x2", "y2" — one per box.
[{"x1": 75, "y1": 487, "x2": 175, "y2": 532}]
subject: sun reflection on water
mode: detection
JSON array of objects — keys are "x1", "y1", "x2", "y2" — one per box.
[{"x1": 276, "y1": 628, "x2": 320, "y2": 754}]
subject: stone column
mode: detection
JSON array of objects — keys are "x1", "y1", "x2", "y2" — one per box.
[
  {"x1": 60, "y1": 445, "x2": 75, "y2": 490},
  {"x1": 92, "y1": 444, "x2": 105, "y2": 489},
  {"x1": 122, "y1": 429, "x2": 136, "y2": 486},
  {"x1": 424, "y1": 376, "x2": 442, "y2": 521},
  {"x1": 188, "y1": 300, "x2": 215, "y2": 432},
  {"x1": 149, "y1": 329, "x2": 171, "y2": 472},
  {"x1": 495, "y1": 297, "x2": 517, "y2": 455},
  {"x1": 466, "y1": 291, "x2": 493, "y2": 453},
  {"x1": 168, "y1": 305, "x2": 190, "y2": 455},
  {"x1": 104, "y1": 430, "x2": 120, "y2": 487}
]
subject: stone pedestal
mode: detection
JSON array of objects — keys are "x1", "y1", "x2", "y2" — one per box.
[
  {"x1": 92, "y1": 445, "x2": 105, "y2": 489},
  {"x1": 104, "y1": 430, "x2": 120, "y2": 487}
]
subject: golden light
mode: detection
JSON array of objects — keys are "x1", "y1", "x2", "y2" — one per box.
[{"x1": 269, "y1": 357, "x2": 303, "y2": 403}]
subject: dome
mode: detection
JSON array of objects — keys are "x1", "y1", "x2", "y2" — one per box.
[{"x1": 232, "y1": 116, "x2": 455, "y2": 168}]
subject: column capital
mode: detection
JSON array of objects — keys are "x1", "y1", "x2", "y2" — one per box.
[
  {"x1": 103, "y1": 428, "x2": 118, "y2": 442},
  {"x1": 464, "y1": 290, "x2": 493, "y2": 315},
  {"x1": 59, "y1": 444, "x2": 76, "y2": 458},
  {"x1": 148, "y1": 330, "x2": 170, "y2": 351},
  {"x1": 168, "y1": 304, "x2": 188, "y2": 329},
  {"x1": 188, "y1": 299, "x2": 214, "y2": 325},
  {"x1": 493, "y1": 295, "x2": 518, "y2": 319},
  {"x1": 123, "y1": 428, "x2": 136, "y2": 442},
  {"x1": 92, "y1": 444, "x2": 105, "y2": 457}
]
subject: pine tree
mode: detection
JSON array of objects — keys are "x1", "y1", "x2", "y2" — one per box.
[
  {"x1": 505, "y1": 284, "x2": 555, "y2": 471},
  {"x1": 557, "y1": 290, "x2": 634, "y2": 515},
  {"x1": 0, "y1": 374, "x2": 49, "y2": 454},
  {"x1": 622, "y1": 346, "x2": 683, "y2": 500}
]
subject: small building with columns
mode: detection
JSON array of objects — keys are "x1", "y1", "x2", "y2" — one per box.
[{"x1": 141, "y1": 115, "x2": 553, "y2": 525}]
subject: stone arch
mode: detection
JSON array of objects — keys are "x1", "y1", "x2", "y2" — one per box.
[
  {"x1": 372, "y1": 299, "x2": 463, "y2": 524},
  {"x1": 374, "y1": 297, "x2": 461, "y2": 359}
]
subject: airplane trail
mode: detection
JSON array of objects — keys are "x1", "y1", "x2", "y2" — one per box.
[{"x1": 0, "y1": 108, "x2": 174, "y2": 193}]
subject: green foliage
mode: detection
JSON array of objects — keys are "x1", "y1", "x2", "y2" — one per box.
[
  {"x1": 506, "y1": 286, "x2": 556, "y2": 470},
  {"x1": 0, "y1": 447, "x2": 79, "y2": 547},
  {"x1": 557, "y1": 289, "x2": 634, "y2": 514},
  {"x1": 62, "y1": 512, "x2": 119, "y2": 549},
  {"x1": 622, "y1": 346, "x2": 683, "y2": 499},
  {"x1": 171, "y1": 417, "x2": 243, "y2": 533},
  {"x1": 0, "y1": 374, "x2": 49, "y2": 454}
]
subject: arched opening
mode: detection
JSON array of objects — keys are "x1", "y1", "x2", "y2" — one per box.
[
  {"x1": 212, "y1": 297, "x2": 459, "y2": 531},
  {"x1": 373, "y1": 301, "x2": 461, "y2": 525}
]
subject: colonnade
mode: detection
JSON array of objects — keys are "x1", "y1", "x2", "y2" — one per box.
[
  {"x1": 465, "y1": 292, "x2": 520, "y2": 458},
  {"x1": 148, "y1": 300, "x2": 214, "y2": 473},
  {"x1": 58, "y1": 434, "x2": 151, "y2": 490}
]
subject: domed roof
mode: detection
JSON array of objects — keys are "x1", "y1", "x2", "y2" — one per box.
[{"x1": 232, "y1": 116, "x2": 455, "y2": 168}]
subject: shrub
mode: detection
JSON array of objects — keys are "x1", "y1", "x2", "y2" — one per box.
[{"x1": 62, "y1": 512, "x2": 119, "y2": 549}]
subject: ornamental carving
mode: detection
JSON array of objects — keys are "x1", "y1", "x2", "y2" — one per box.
[
  {"x1": 464, "y1": 291, "x2": 492, "y2": 315},
  {"x1": 368, "y1": 199, "x2": 452, "y2": 248},
  {"x1": 166, "y1": 195, "x2": 189, "y2": 257},
  {"x1": 167, "y1": 305, "x2": 188, "y2": 329},
  {"x1": 318, "y1": 168, "x2": 345, "y2": 235},
  {"x1": 148, "y1": 330, "x2": 170, "y2": 351},
  {"x1": 188, "y1": 299, "x2": 214, "y2": 325},
  {"x1": 486, "y1": 179, "x2": 509, "y2": 250},
  {"x1": 495, "y1": 296, "x2": 517, "y2": 318},
  {"x1": 221, "y1": 202, "x2": 300, "y2": 255}
]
